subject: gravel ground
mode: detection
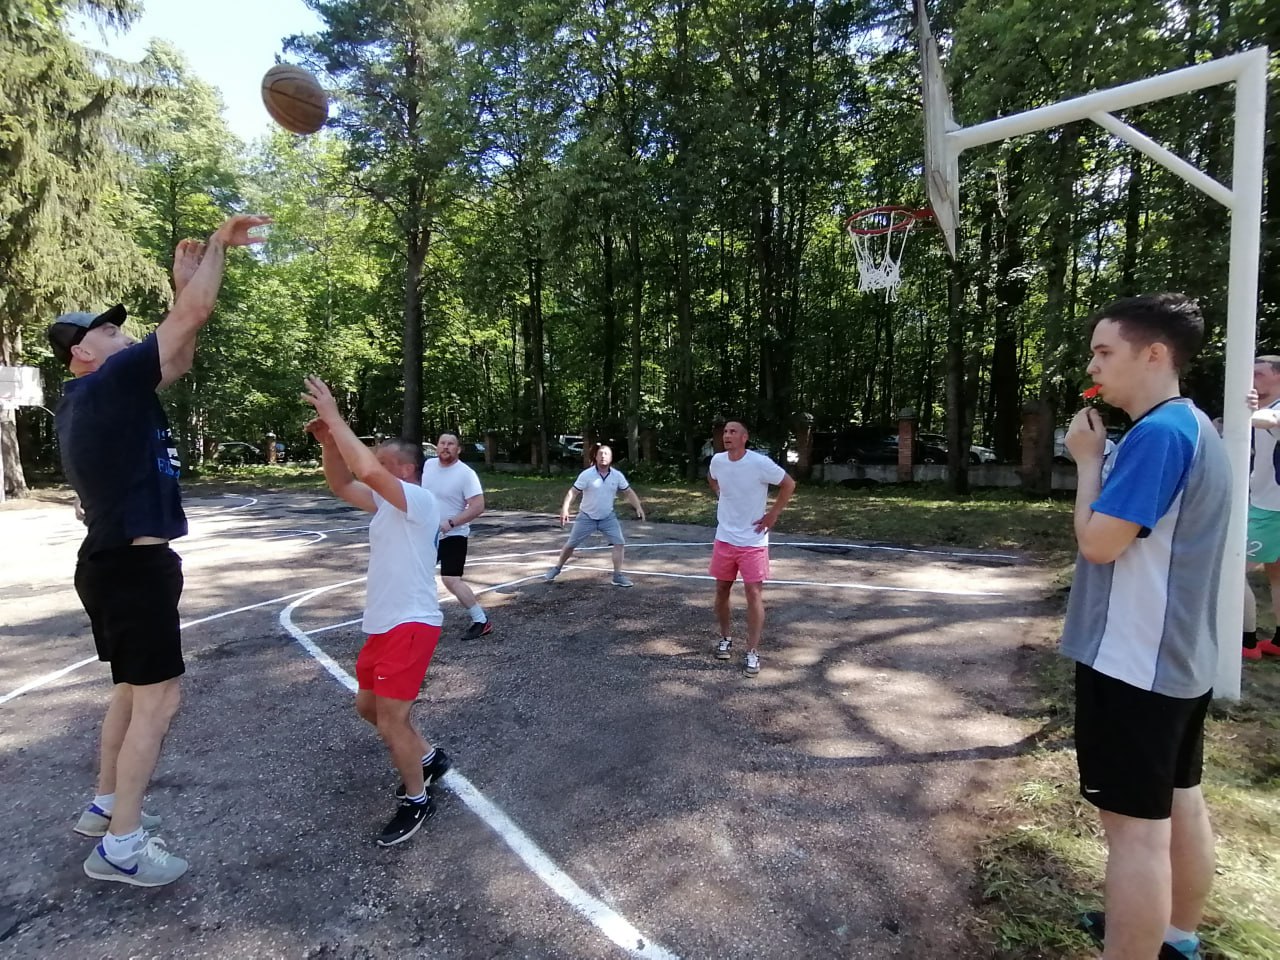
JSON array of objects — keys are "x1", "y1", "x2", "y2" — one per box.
[{"x1": 1, "y1": 491, "x2": 1061, "y2": 959}]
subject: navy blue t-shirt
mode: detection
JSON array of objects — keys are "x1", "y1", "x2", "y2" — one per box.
[{"x1": 55, "y1": 334, "x2": 187, "y2": 559}]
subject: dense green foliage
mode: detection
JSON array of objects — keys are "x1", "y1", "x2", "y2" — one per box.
[{"x1": 4, "y1": 0, "x2": 1277, "y2": 493}]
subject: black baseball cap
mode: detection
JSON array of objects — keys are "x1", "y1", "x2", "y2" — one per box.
[{"x1": 47, "y1": 304, "x2": 127, "y2": 366}]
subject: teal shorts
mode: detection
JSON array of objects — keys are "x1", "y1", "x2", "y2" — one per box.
[{"x1": 1247, "y1": 505, "x2": 1280, "y2": 563}]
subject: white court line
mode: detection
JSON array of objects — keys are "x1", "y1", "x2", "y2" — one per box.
[
  {"x1": 279, "y1": 582, "x2": 678, "y2": 960},
  {"x1": 567, "y1": 564, "x2": 1006, "y2": 597},
  {"x1": 0, "y1": 583, "x2": 359, "y2": 706},
  {"x1": 301, "y1": 570, "x2": 547, "y2": 636}
]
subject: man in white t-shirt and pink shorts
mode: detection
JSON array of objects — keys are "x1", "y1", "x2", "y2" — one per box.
[
  {"x1": 707, "y1": 420, "x2": 796, "y2": 677},
  {"x1": 304, "y1": 376, "x2": 452, "y2": 848}
]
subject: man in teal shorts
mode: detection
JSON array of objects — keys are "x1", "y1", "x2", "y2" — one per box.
[{"x1": 1245, "y1": 356, "x2": 1280, "y2": 660}]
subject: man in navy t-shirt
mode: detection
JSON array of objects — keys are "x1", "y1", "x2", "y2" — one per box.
[
  {"x1": 1061, "y1": 294, "x2": 1228, "y2": 960},
  {"x1": 50, "y1": 213, "x2": 269, "y2": 888}
]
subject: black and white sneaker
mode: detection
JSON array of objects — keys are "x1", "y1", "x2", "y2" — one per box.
[
  {"x1": 395, "y1": 749, "x2": 453, "y2": 800},
  {"x1": 376, "y1": 797, "x2": 435, "y2": 847},
  {"x1": 716, "y1": 637, "x2": 733, "y2": 660},
  {"x1": 460, "y1": 620, "x2": 493, "y2": 641}
]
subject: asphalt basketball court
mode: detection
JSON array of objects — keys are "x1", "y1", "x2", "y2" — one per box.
[{"x1": 1, "y1": 491, "x2": 1058, "y2": 958}]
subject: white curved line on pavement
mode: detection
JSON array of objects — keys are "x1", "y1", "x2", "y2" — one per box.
[
  {"x1": 279, "y1": 581, "x2": 679, "y2": 960},
  {"x1": 0, "y1": 584, "x2": 349, "y2": 707}
]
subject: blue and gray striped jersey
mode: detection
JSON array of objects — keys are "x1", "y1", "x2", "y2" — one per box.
[{"x1": 1060, "y1": 398, "x2": 1230, "y2": 698}]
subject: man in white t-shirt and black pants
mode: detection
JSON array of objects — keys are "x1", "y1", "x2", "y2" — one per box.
[
  {"x1": 708, "y1": 420, "x2": 796, "y2": 677},
  {"x1": 422, "y1": 433, "x2": 491, "y2": 640},
  {"x1": 303, "y1": 377, "x2": 452, "y2": 847},
  {"x1": 544, "y1": 444, "x2": 646, "y2": 586}
]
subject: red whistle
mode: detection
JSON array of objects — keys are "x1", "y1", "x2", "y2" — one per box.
[{"x1": 1083, "y1": 385, "x2": 1102, "y2": 399}]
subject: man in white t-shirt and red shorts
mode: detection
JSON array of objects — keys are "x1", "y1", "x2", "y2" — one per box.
[
  {"x1": 707, "y1": 420, "x2": 796, "y2": 677},
  {"x1": 304, "y1": 377, "x2": 452, "y2": 847}
]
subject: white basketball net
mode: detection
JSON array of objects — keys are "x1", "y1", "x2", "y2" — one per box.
[{"x1": 845, "y1": 208, "x2": 922, "y2": 302}]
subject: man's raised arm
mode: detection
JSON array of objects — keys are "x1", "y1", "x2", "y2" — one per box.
[{"x1": 156, "y1": 214, "x2": 270, "y2": 387}]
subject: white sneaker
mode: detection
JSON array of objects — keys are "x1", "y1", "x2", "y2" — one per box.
[
  {"x1": 744, "y1": 650, "x2": 760, "y2": 677},
  {"x1": 83, "y1": 835, "x2": 189, "y2": 887},
  {"x1": 716, "y1": 637, "x2": 733, "y2": 660},
  {"x1": 73, "y1": 803, "x2": 162, "y2": 838}
]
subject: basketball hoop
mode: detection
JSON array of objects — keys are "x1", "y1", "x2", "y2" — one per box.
[{"x1": 844, "y1": 206, "x2": 933, "y2": 302}]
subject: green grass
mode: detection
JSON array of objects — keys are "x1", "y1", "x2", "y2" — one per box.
[
  {"x1": 182, "y1": 467, "x2": 1078, "y2": 559},
  {"x1": 975, "y1": 651, "x2": 1280, "y2": 960}
]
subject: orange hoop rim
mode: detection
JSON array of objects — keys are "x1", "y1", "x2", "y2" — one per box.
[{"x1": 844, "y1": 206, "x2": 935, "y2": 236}]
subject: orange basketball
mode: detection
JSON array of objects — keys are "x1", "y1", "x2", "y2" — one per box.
[{"x1": 261, "y1": 65, "x2": 328, "y2": 135}]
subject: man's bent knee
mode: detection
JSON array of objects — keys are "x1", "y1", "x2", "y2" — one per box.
[{"x1": 129, "y1": 678, "x2": 181, "y2": 723}]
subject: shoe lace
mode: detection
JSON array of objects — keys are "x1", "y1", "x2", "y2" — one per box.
[
  {"x1": 746, "y1": 651, "x2": 759, "y2": 666},
  {"x1": 718, "y1": 637, "x2": 731, "y2": 649},
  {"x1": 140, "y1": 836, "x2": 177, "y2": 866}
]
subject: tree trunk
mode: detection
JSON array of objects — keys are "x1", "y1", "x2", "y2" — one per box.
[
  {"x1": 946, "y1": 253, "x2": 970, "y2": 494},
  {"x1": 402, "y1": 229, "x2": 428, "y2": 446},
  {"x1": 992, "y1": 150, "x2": 1027, "y2": 462},
  {"x1": 1, "y1": 411, "x2": 27, "y2": 498},
  {"x1": 1121, "y1": 151, "x2": 1144, "y2": 294},
  {"x1": 627, "y1": 220, "x2": 643, "y2": 463},
  {"x1": 600, "y1": 228, "x2": 618, "y2": 428}
]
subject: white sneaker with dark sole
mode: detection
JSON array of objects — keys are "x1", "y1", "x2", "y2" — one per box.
[
  {"x1": 716, "y1": 637, "x2": 733, "y2": 660},
  {"x1": 83, "y1": 836, "x2": 188, "y2": 887},
  {"x1": 744, "y1": 650, "x2": 760, "y2": 677},
  {"x1": 74, "y1": 804, "x2": 162, "y2": 838}
]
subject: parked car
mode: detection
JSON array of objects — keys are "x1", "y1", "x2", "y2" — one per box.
[
  {"x1": 918, "y1": 432, "x2": 999, "y2": 464},
  {"x1": 546, "y1": 439, "x2": 582, "y2": 464},
  {"x1": 421, "y1": 441, "x2": 437, "y2": 458},
  {"x1": 1054, "y1": 426, "x2": 1123, "y2": 463},
  {"x1": 215, "y1": 441, "x2": 262, "y2": 465},
  {"x1": 558, "y1": 435, "x2": 585, "y2": 455}
]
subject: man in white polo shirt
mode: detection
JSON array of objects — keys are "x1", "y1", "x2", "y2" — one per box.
[
  {"x1": 545, "y1": 444, "x2": 646, "y2": 587},
  {"x1": 708, "y1": 420, "x2": 795, "y2": 677},
  {"x1": 422, "y1": 433, "x2": 491, "y2": 640}
]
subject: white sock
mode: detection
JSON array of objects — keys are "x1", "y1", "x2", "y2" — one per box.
[
  {"x1": 92, "y1": 793, "x2": 115, "y2": 814},
  {"x1": 467, "y1": 604, "x2": 486, "y2": 623},
  {"x1": 102, "y1": 826, "x2": 145, "y2": 861},
  {"x1": 421, "y1": 749, "x2": 436, "y2": 766},
  {"x1": 1165, "y1": 925, "x2": 1198, "y2": 945},
  {"x1": 405, "y1": 790, "x2": 428, "y2": 804}
]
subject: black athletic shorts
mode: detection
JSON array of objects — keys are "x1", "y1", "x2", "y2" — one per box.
[
  {"x1": 74, "y1": 544, "x2": 185, "y2": 686},
  {"x1": 1074, "y1": 662, "x2": 1211, "y2": 820},
  {"x1": 438, "y1": 535, "x2": 469, "y2": 577}
]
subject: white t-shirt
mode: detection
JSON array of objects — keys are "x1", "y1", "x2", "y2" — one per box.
[
  {"x1": 709, "y1": 450, "x2": 787, "y2": 547},
  {"x1": 1250, "y1": 398, "x2": 1280, "y2": 512},
  {"x1": 421, "y1": 458, "x2": 484, "y2": 538},
  {"x1": 573, "y1": 466, "x2": 630, "y2": 520},
  {"x1": 363, "y1": 480, "x2": 443, "y2": 634}
]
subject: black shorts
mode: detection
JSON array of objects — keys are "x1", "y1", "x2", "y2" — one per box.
[
  {"x1": 1074, "y1": 662, "x2": 1211, "y2": 820},
  {"x1": 438, "y1": 535, "x2": 469, "y2": 577},
  {"x1": 74, "y1": 545, "x2": 185, "y2": 686}
]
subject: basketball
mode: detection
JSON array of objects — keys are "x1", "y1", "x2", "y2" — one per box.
[{"x1": 261, "y1": 65, "x2": 328, "y2": 135}]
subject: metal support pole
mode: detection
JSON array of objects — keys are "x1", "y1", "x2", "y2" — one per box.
[{"x1": 1213, "y1": 50, "x2": 1269, "y2": 701}]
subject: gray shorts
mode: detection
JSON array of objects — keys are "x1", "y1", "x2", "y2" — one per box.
[{"x1": 566, "y1": 512, "x2": 625, "y2": 548}]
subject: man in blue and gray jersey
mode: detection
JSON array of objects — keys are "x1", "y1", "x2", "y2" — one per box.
[
  {"x1": 1242, "y1": 356, "x2": 1280, "y2": 660},
  {"x1": 1061, "y1": 294, "x2": 1228, "y2": 960}
]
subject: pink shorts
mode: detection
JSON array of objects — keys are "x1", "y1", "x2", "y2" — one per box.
[
  {"x1": 356, "y1": 622, "x2": 441, "y2": 701},
  {"x1": 709, "y1": 540, "x2": 770, "y2": 583}
]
